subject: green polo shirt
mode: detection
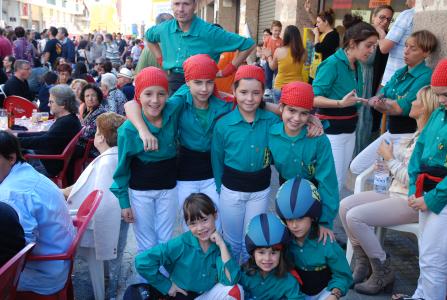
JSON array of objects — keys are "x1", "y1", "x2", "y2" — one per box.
[
  {"x1": 381, "y1": 61, "x2": 432, "y2": 116},
  {"x1": 173, "y1": 84, "x2": 233, "y2": 152},
  {"x1": 145, "y1": 16, "x2": 255, "y2": 72},
  {"x1": 135, "y1": 231, "x2": 240, "y2": 295},
  {"x1": 240, "y1": 269, "x2": 304, "y2": 299},
  {"x1": 268, "y1": 123, "x2": 339, "y2": 229},
  {"x1": 110, "y1": 99, "x2": 183, "y2": 209},
  {"x1": 408, "y1": 108, "x2": 447, "y2": 213},
  {"x1": 312, "y1": 48, "x2": 363, "y2": 101},
  {"x1": 211, "y1": 107, "x2": 280, "y2": 192},
  {"x1": 288, "y1": 238, "x2": 353, "y2": 296}
]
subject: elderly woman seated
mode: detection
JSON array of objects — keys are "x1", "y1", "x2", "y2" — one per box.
[
  {"x1": 18, "y1": 84, "x2": 81, "y2": 176},
  {"x1": 0, "y1": 131, "x2": 75, "y2": 295},
  {"x1": 62, "y1": 112, "x2": 126, "y2": 299},
  {"x1": 100, "y1": 72, "x2": 127, "y2": 116}
]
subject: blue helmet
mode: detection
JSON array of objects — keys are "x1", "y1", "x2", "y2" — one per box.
[
  {"x1": 275, "y1": 176, "x2": 322, "y2": 220},
  {"x1": 245, "y1": 213, "x2": 289, "y2": 253}
]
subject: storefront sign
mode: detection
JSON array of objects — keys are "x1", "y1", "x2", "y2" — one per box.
[
  {"x1": 369, "y1": 0, "x2": 391, "y2": 8},
  {"x1": 332, "y1": 0, "x2": 352, "y2": 9}
]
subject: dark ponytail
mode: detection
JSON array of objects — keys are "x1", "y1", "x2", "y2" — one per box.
[{"x1": 342, "y1": 14, "x2": 379, "y2": 49}]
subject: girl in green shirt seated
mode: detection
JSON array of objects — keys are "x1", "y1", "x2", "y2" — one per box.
[
  {"x1": 134, "y1": 193, "x2": 242, "y2": 300},
  {"x1": 276, "y1": 177, "x2": 353, "y2": 300},
  {"x1": 240, "y1": 212, "x2": 304, "y2": 299}
]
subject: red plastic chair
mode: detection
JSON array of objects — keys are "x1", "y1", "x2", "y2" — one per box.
[
  {"x1": 3, "y1": 96, "x2": 38, "y2": 118},
  {"x1": 24, "y1": 127, "x2": 85, "y2": 188},
  {"x1": 0, "y1": 243, "x2": 36, "y2": 300},
  {"x1": 72, "y1": 138, "x2": 95, "y2": 182},
  {"x1": 15, "y1": 190, "x2": 103, "y2": 300}
]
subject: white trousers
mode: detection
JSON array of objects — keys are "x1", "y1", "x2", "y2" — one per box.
[
  {"x1": 304, "y1": 288, "x2": 332, "y2": 300},
  {"x1": 412, "y1": 206, "x2": 447, "y2": 300},
  {"x1": 195, "y1": 284, "x2": 243, "y2": 300},
  {"x1": 327, "y1": 133, "x2": 356, "y2": 192},
  {"x1": 350, "y1": 131, "x2": 413, "y2": 175},
  {"x1": 177, "y1": 179, "x2": 220, "y2": 232},
  {"x1": 219, "y1": 185, "x2": 270, "y2": 263},
  {"x1": 129, "y1": 188, "x2": 178, "y2": 253}
]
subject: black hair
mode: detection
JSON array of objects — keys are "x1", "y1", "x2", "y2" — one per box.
[
  {"x1": 80, "y1": 83, "x2": 104, "y2": 105},
  {"x1": 373, "y1": 5, "x2": 394, "y2": 16},
  {"x1": 73, "y1": 62, "x2": 88, "y2": 78},
  {"x1": 183, "y1": 193, "x2": 217, "y2": 224},
  {"x1": 48, "y1": 26, "x2": 58, "y2": 38},
  {"x1": 342, "y1": 14, "x2": 379, "y2": 49},
  {"x1": 43, "y1": 71, "x2": 58, "y2": 85},
  {"x1": 0, "y1": 131, "x2": 25, "y2": 163},
  {"x1": 317, "y1": 9, "x2": 336, "y2": 27},
  {"x1": 14, "y1": 26, "x2": 25, "y2": 38},
  {"x1": 263, "y1": 28, "x2": 272, "y2": 35},
  {"x1": 103, "y1": 60, "x2": 113, "y2": 73}
]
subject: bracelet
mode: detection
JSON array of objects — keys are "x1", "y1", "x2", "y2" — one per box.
[{"x1": 330, "y1": 290, "x2": 342, "y2": 299}]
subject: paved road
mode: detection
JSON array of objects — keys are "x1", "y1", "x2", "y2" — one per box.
[{"x1": 72, "y1": 169, "x2": 419, "y2": 299}]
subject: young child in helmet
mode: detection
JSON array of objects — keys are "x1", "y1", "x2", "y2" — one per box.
[
  {"x1": 275, "y1": 177, "x2": 352, "y2": 300},
  {"x1": 134, "y1": 193, "x2": 242, "y2": 300},
  {"x1": 268, "y1": 81, "x2": 338, "y2": 243},
  {"x1": 239, "y1": 212, "x2": 305, "y2": 300}
]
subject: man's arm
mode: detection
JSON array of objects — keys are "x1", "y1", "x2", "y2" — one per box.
[{"x1": 231, "y1": 44, "x2": 256, "y2": 67}]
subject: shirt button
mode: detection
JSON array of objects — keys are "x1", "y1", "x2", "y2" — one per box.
[
  {"x1": 291, "y1": 143, "x2": 295, "y2": 146},
  {"x1": 429, "y1": 157, "x2": 432, "y2": 160},
  {"x1": 261, "y1": 282, "x2": 265, "y2": 285},
  {"x1": 178, "y1": 48, "x2": 181, "y2": 50},
  {"x1": 251, "y1": 145, "x2": 254, "y2": 148},
  {"x1": 250, "y1": 163, "x2": 254, "y2": 166},
  {"x1": 202, "y1": 274, "x2": 206, "y2": 277},
  {"x1": 294, "y1": 159, "x2": 297, "y2": 162},
  {"x1": 437, "y1": 137, "x2": 440, "y2": 140},
  {"x1": 300, "y1": 249, "x2": 303, "y2": 252}
]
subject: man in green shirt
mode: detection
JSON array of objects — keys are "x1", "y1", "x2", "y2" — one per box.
[
  {"x1": 146, "y1": 0, "x2": 255, "y2": 94},
  {"x1": 407, "y1": 58, "x2": 447, "y2": 300}
]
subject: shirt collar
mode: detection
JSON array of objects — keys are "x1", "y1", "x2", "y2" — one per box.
[
  {"x1": 170, "y1": 15, "x2": 199, "y2": 36},
  {"x1": 270, "y1": 122, "x2": 308, "y2": 140},
  {"x1": 292, "y1": 236, "x2": 319, "y2": 249},
  {"x1": 183, "y1": 231, "x2": 218, "y2": 254},
  {"x1": 226, "y1": 107, "x2": 264, "y2": 125},
  {"x1": 334, "y1": 48, "x2": 361, "y2": 71},
  {"x1": 407, "y1": 60, "x2": 429, "y2": 77}
]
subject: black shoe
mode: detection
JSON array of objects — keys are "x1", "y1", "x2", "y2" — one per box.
[{"x1": 123, "y1": 283, "x2": 152, "y2": 300}]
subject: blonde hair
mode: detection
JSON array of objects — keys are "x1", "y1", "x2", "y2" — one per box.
[
  {"x1": 417, "y1": 85, "x2": 440, "y2": 125},
  {"x1": 70, "y1": 79, "x2": 88, "y2": 90}
]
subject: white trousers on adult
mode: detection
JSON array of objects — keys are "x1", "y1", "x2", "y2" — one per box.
[
  {"x1": 129, "y1": 188, "x2": 178, "y2": 253},
  {"x1": 304, "y1": 288, "x2": 332, "y2": 300},
  {"x1": 195, "y1": 284, "x2": 243, "y2": 300},
  {"x1": 350, "y1": 131, "x2": 413, "y2": 175},
  {"x1": 327, "y1": 133, "x2": 356, "y2": 192},
  {"x1": 412, "y1": 206, "x2": 447, "y2": 300},
  {"x1": 219, "y1": 185, "x2": 270, "y2": 263},
  {"x1": 177, "y1": 179, "x2": 220, "y2": 232}
]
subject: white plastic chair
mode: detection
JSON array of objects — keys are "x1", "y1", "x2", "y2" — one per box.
[
  {"x1": 69, "y1": 209, "x2": 105, "y2": 300},
  {"x1": 346, "y1": 166, "x2": 419, "y2": 264}
]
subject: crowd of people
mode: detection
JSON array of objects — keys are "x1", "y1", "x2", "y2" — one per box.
[{"x1": 0, "y1": 0, "x2": 446, "y2": 299}]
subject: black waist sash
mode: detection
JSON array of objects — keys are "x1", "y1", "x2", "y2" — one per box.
[
  {"x1": 129, "y1": 157, "x2": 177, "y2": 190},
  {"x1": 222, "y1": 165, "x2": 271, "y2": 192},
  {"x1": 177, "y1": 146, "x2": 213, "y2": 181},
  {"x1": 296, "y1": 267, "x2": 332, "y2": 296}
]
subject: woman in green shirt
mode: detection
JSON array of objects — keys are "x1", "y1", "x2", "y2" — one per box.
[{"x1": 312, "y1": 15, "x2": 379, "y2": 192}]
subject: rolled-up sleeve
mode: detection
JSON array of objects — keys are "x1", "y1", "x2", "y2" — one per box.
[
  {"x1": 312, "y1": 60, "x2": 337, "y2": 97},
  {"x1": 145, "y1": 25, "x2": 161, "y2": 43},
  {"x1": 208, "y1": 26, "x2": 255, "y2": 55}
]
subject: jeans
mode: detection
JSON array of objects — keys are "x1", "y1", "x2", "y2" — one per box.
[
  {"x1": 219, "y1": 185, "x2": 270, "y2": 263},
  {"x1": 264, "y1": 64, "x2": 275, "y2": 90},
  {"x1": 327, "y1": 133, "x2": 356, "y2": 192},
  {"x1": 177, "y1": 179, "x2": 220, "y2": 232}
]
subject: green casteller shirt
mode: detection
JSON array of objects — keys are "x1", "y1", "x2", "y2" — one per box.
[
  {"x1": 135, "y1": 231, "x2": 240, "y2": 295},
  {"x1": 135, "y1": 47, "x2": 160, "y2": 75},
  {"x1": 211, "y1": 107, "x2": 280, "y2": 192},
  {"x1": 312, "y1": 48, "x2": 363, "y2": 102},
  {"x1": 110, "y1": 99, "x2": 183, "y2": 209},
  {"x1": 381, "y1": 61, "x2": 432, "y2": 116},
  {"x1": 240, "y1": 269, "x2": 304, "y2": 299},
  {"x1": 145, "y1": 16, "x2": 254, "y2": 72},
  {"x1": 173, "y1": 84, "x2": 233, "y2": 152},
  {"x1": 268, "y1": 123, "x2": 339, "y2": 229},
  {"x1": 408, "y1": 108, "x2": 447, "y2": 213},
  {"x1": 288, "y1": 238, "x2": 353, "y2": 296}
]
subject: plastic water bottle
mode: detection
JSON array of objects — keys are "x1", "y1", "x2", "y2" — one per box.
[
  {"x1": 374, "y1": 156, "x2": 390, "y2": 194},
  {"x1": 31, "y1": 109, "x2": 39, "y2": 124}
]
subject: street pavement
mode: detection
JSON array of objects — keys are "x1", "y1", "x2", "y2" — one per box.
[{"x1": 72, "y1": 169, "x2": 419, "y2": 299}]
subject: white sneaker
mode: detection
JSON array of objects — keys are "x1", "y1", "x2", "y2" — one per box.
[{"x1": 264, "y1": 89, "x2": 272, "y2": 97}]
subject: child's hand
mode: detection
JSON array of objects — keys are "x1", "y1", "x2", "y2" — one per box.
[
  {"x1": 138, "y1": 128, "x2": 158, "y2": 152},
  {"x1": 319, "y1": 225, "x2": 335, "y2": 245},
  {"x1": 210, "y1": 231, "x2": 225, "y2": 247},
  {"x1": 168, "y1": 282, "x2": 188, "y2": 297},
  {"x1": 306, "y1": 115, "x2": 324, "y2": 137},
  {"x1": 121, "y1": 208, "x2": 135, "y2": 223}
]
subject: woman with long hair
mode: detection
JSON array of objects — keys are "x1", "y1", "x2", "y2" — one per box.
[{"x1": 263, "y1": 25, "x2": 306, "y2": 103}]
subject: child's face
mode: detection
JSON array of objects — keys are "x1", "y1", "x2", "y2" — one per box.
[
  {"x1": 271, "y1": 26, "x2": 282, "y2": 39},
  {"x1": 187, "y1": 79, "x2": 215, "y2": 105},
  {"x1": 280, "y1": 104, "x2": 310, "y2": 136},
  {"x1": 234, "y1": 79, "x2": 263, "y2": 116},
  {"x1": 139, "y1": 85, "x2": 168, "y2": 119},
  {"x1": 187, "y1": 213, "x2": 216, "y2": 242},
  {"x1": 286, "y1": 217, "x2": 312, "y2": 239},
  {"x1": 254, "y1": 247, "x2": 281, "y2": 273}
]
